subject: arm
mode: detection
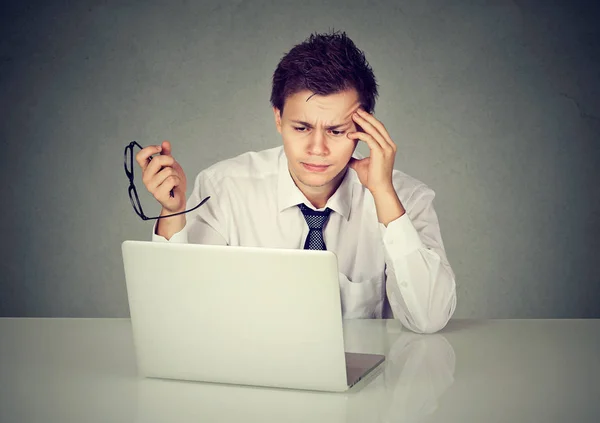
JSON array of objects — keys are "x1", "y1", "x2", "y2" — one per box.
[
  {"x1": 379, "y1": 188, "x2": 456, "y2": 333},
  {"x1": 134, "y1": 140, "x2": 227, "y2": 245},
  {"x1": 153, "y1": 169, "x2": 228, "y2": 246},
  {"x1": 348, "y1": 109, "x2": 456, "y2": 333}
]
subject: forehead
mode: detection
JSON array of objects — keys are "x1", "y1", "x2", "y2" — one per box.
[{"x1": 282, "y1": 89, "x2": 360, "y2": 120}]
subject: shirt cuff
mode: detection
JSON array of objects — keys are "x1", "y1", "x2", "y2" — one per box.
[
  {"x1": 151, "y1": 221, "x2": 189, "y2": 243},
  {"x1": 379, "y1": 213, "x2": 424, "y2": 255}
]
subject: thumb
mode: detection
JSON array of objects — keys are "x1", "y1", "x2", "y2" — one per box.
[
  {"x1": 161, "y1": 140, "x2": 173, "y2": 156},
  {"x1": 348, "y1": 157, "x2": 368, "y2": 171}
]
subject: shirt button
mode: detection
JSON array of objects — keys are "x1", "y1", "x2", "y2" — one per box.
[{"x1": 400, "y1": 281, "x2": 408, "y2": 288}]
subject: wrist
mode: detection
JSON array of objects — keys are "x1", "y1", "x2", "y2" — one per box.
[
  {"x1": 160, "y1": 206, "x2": 186, "y2": 217},
  {"x1": 371, "y1": 187, "x2": 406, "y2": 226},
  {"x1": 156, "y1": 213, "x2": 186, "y2": 240},
  {"x1": 369, "y1": 183, "x2": 396, "y2": 199}
]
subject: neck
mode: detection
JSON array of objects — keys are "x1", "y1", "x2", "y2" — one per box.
[
  {"x1": 292, "y1": 167, "x2": 348, "y2": 209},
  {"x1": 305, "y1": 193, "x2": 330, "y2": 209}
]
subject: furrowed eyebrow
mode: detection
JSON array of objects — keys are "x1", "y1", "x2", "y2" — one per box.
[{"x1": 290, "y1": 120, "x2": 350, "y2": 130}]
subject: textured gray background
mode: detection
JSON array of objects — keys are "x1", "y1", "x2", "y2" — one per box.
[{"x1": 1, "y1": 0, "x2": 598, "y2": 318}]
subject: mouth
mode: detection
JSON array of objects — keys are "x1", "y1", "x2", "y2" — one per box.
[{"x1": 302, "y1": 163, "x2": 331, "y2": 173}]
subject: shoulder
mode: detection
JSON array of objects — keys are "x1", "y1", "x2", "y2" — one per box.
[
  {"x1": 391, "y1": 169, "x2": 436, "y2": 206},
  {"x1": 198, "y1": 146, "x2": 283, "y2": 186}
]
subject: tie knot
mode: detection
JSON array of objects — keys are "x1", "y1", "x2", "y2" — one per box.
[{"x1": 298, "y1": 204, "x2": 332, "y2": 229}]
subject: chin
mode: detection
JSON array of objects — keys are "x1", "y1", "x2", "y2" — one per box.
[
  {"x1": 294, "y1": 170, "x2": 332, "y2": 188},
  {"x1": 299, "y1": 175, "x2": 332, "y2": 188}
]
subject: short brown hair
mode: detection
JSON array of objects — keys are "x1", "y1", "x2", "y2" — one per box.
[{"x1": 270, "y1": 31, "x2": 379, "y2": 114}]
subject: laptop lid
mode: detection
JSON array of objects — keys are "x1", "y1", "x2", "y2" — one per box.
[{"x1": 122, "y1": 240, "x2": 350, "y2": 392}]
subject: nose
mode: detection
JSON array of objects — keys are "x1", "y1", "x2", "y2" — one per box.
[{"x1": 307, "y1": 130, "x2": 329, "y2": 156}]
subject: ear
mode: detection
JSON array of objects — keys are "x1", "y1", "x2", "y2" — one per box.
[{"x1": 273, "y1": 107, "x2": 282, "y2": 134}]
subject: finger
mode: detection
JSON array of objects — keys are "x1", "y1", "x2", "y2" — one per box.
[
  {"x1": 142, "y1": 155, "x2": 177, "y2": 186},
  {"x1": 355, "y1": 109, "x2": 397, "y2": 152},
  {"x1": 346, "y1": 131, "x2": 384, "y2": 156},
  {"x1": 146, "y1": 165, "x2": 177, "y2": 190},
  {"x1": 157, "y1": 173, "x2": 180, "y2": 195},
  {"x1": 356, "y1": 109, "x2": 394, "y2": 145},
  {"x1": 135, "y1": 145, "x2": 162, "y2": 171},
  {"x1": 352, "y1": 112, "x2": 393, "y2": 153},
  {"x1": 155, "y1": 174, "x2": 185, "y2": 205},
  {"x1": 348, "y1": 157, "x2": 369, "y2": 171},
  {"x1": 160, "y1": 140, "x2": 173, "y2": 157},
  {"x1": 152, "y1": 175, "x2": 181, "y2": 204},
  {"x1": 352, "y1": 112, "x2": 389, "y2": 151},
  {"x1": 155, "y1": 176, "x2": 181, "y2": 203}
]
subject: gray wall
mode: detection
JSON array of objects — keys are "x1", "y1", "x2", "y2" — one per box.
[{"x1": 1, "y1": 0, "x2": 599, "y2": 318}]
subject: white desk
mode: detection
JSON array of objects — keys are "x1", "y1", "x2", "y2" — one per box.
[{"x1": 1, "y1": 318, "x2": 599, "y2": 422}]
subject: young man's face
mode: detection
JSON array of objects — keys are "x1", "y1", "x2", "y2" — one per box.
[{"x1": 274, "y1": 89, "x2": 361, "y2": 196}]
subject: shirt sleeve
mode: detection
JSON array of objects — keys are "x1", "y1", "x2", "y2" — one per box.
[
  {"x1": 151, "y1": 171, "x2": 228, "y2": 246},
  {"x1": 380, "y1": 187, "x2": 457, "y2": 334}
]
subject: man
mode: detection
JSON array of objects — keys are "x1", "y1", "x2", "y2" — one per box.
[{"x1": 135, "y1": 31, "x2": 456, "y2": 334}]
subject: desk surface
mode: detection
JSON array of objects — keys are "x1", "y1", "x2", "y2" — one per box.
[{"x1": 1, "y1": 318, "x2": 599, "y2": 423}]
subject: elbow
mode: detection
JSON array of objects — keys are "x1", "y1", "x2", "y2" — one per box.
[
  {"x1": 402, "y1": 293, "x2": 457, "y2": 335},
  {"x1": 416, "y1": 318, "x2": 451, "y2": 334},
  {"x1": 405, "y1": 315, "x2": 450, "y2": 334}
]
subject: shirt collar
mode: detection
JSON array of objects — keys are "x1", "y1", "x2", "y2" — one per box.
[{"x1": 277, "y1": 148, "x2": 356, "y2": 221}]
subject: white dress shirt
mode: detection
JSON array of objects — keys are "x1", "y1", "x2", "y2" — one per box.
[{"x1": 153, "y1": 146, "x2": 456, "y2": 333}]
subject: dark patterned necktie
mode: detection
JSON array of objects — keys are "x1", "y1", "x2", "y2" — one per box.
[{"x1": 298, "y1": 204, "x2": 332, "y2": 250}]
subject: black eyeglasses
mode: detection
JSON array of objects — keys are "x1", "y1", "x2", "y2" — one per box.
[{"x1": 124, "y1": 141, "x2": 210, "y2": 220}]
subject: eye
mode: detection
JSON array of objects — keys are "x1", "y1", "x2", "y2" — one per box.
[
  {"x1": 330, "y1": 130, "x2": 346, "y2": 136},
  {"x1": 293, "y1": 126, "x2": 307, "y2": 132}
]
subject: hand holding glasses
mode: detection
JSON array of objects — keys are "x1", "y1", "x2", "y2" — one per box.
[{"x1": 124, "y1": 141, "x2": 209, "y2": 221}]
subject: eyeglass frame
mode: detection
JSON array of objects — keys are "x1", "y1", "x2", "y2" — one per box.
[{"x1": 124, "y1": 141, "x2": 210, "y2": 221}]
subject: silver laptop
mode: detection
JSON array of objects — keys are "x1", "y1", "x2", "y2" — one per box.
[{"x1": 121, "y1": 240, "x2": 385, "y2": 392}]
